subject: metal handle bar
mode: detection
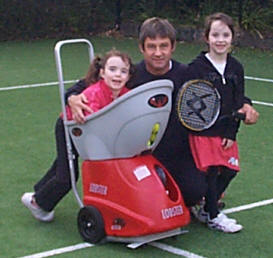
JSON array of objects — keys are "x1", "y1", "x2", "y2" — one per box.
[
  {"x1": 54, "y1": 38, "x2": 94, "y2": 120},
  {"x1": 54, "y1": 39, "x2": 94, "y2": 208}
]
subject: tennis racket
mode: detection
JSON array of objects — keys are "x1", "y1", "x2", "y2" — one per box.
[
  {"x1": 176, "y1": 79, "x2": 221, "y2": 131},
  {"x1": 176, "y1": 80, "x2": 246, "y2": 131}
]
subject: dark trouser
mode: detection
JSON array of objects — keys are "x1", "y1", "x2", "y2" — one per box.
[
  {"x1": 155, "y1": 148, "x2": 208, "y2": 207},
  {"x1": 204, "y1": 166, "x2": 237, "y2": 219},
  {"x1": 34, "y1": 117, "x2": 79, "y2": 212},
  {"x1": 171, "y1": 161, "x2": 207, "y2": 207}
]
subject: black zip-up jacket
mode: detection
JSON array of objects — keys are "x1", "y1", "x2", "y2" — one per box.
[{"x1": 187, "y1": 52, "x2": 245, "y2": 140}]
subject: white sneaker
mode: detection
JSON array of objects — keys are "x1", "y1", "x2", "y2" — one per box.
[
  {"x1": 220, "y1": 212, "x2": 237, "y2": 224},
  {"x1": 191, "y1": 200, "x2": 236, "y2": 224},
  {"x1": 190, "y1": 203, "x2": 209, "y2": 223},
  {"x1": 208, "y1": 213, "x2": 243, "y2": 233},
  {"x1": 21, "y1": 192, "x2": 54, "y2": 222}
]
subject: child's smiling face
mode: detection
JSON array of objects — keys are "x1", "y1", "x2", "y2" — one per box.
[
  {"x1": 100, "y1": 56, "x2": 130, "y2": 97},
  {"x1": 207, "y1": 20, "x2": 233, "y2": 57}
]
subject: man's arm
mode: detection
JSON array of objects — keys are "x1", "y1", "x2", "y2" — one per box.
[
  {"x1": 65, "y1": 80, "x2": 92, "y2": 124},
  {"x1": 65, "y1": 79, "x2": 87, "y2": 103}
]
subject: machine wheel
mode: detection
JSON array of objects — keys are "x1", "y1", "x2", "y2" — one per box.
[{"x1": 77, "y1": 206, "x2": 105, "y2": 244}]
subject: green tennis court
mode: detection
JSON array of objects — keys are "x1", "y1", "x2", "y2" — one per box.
[{"x1": 1, "y1": 37, "x2": 272, "y2": 258}]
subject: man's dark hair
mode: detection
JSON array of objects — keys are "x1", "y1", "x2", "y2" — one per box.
[{"x1": 139, "y1": 17, "x2": 176, "y2": 49}]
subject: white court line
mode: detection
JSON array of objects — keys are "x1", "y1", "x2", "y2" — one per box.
[
  {"x1": 0, "y1": 80, "x2": 77, "y2": 91},
  {"x1": 245, "y1": 76, "x2": 273, "y2": 83},
  {"x1": 252, "y1": 100, "x2": 273, "y2": 107},
  {"x1": 2, "y1": 80, "x2": 272, "y2": 108},
  {"x1": 148, "y1": 242, "x2": 206, "y2": 258},
  {"x1": 223, "y1": 198, "x2": 273, "y2": 214},
  {"x1": 18, "y1": 198, "x2": 273, "y2": 258},
  {"x1": 19, "y1": 243, "x2": 93, "y2": 258},
  {"x1": 1, "y1": 78, "x2": 272, "y2": 108},
  {"x1": 1, "y1": 75, "x2": 273, "y2": 92}
]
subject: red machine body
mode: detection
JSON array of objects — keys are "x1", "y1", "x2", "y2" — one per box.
[{"x1": 82, "y1": 155, "x2": 190, "y2": 237}]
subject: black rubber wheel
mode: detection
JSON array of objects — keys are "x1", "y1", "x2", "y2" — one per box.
[{"x1": 77, "y1": 206, "x2": 105, "y2": 244}]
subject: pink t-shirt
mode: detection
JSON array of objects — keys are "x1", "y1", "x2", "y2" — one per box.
[{"x1": 64, "y1": 79, "x2": 129, "y2": 120}]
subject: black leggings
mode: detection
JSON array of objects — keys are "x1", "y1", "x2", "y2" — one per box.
[
  {"x1": 204, "y1": 166, "x2": 237, "y2": 219},
  {"x1": 34, "y1": 118, "x2": 79, "y2": 212}
]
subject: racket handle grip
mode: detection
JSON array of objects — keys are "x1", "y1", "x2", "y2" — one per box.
[{"x1": 233, "y1": 111, "x2": 246, "y2": 121}]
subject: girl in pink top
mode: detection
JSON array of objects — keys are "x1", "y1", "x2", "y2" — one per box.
[{"x1": 66, "y1": 49, "x2": 134, "y2": 119}]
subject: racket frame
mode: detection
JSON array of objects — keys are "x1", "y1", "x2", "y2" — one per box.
[{"x1": 176, "y1": 79, "x2": 221, "y2": 131}]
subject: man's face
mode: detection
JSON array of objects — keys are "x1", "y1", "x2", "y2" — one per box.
[{"x1": 140, "y1": 36, "x2": 175, "y2": 75}]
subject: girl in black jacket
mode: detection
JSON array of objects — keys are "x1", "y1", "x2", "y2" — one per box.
[{"x1": 187, "y1": 13, "x2": 245, "y2": 233}]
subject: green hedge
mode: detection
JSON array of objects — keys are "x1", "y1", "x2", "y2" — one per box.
[{"x1": 1, "y1": 0, "x2": 272, "y2": 41}]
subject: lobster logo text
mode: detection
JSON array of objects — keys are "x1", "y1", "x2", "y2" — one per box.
[
  {"x1": 161, "y1": 205, "x2": 183, "y2": 220},
  {"x1": 89, "y1": 183, "x2": 108, "y2": 195}
]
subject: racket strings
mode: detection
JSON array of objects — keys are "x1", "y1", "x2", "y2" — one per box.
[{"x1": 177, "y1": 81, "x2": 220, "y2": 131}]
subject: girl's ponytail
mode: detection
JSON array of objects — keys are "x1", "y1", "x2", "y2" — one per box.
[{"x1": 85, "y1": 56, "x2": 103, "y2": 85}]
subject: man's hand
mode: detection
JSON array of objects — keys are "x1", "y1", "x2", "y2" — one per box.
[
  {"x1": 68, "y1": 94, "x2": 92, "y2": 124},
  {"x1": 238, "y1": 103, "x2": 259, "y2": 125}
]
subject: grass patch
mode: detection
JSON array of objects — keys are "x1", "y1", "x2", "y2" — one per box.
[{"x1": 1, "y1": 37, "x2": 272, "y2": 258}]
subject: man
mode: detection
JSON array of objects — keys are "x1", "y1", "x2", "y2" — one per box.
[{"x1": 66, "y1": 17, "x2": 259, "y2": 207}]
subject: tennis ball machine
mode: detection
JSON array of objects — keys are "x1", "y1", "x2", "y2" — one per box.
[{"x1": 54, "y1": 39, "x2": 190, "y2": 247}]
